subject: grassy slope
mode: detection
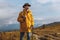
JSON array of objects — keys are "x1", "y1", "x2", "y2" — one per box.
[{"x1": 0, "y1": 22, "x2": 60, "y2": 40}]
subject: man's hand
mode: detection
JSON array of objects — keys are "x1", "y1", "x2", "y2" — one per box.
[
  {"x1": 21, "y1": 16, "x2": 26, "y2": 21},
  {"x1": 31, "y1": 25, "x2": 34, "y2": 29},
  {"x1": 31, "y1": 25, "x2": 33, "y2": 27}
]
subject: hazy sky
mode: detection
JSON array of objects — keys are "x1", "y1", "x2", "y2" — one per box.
[{"x1": 0, "y1": 0, "x2": 60, "y2": 26}]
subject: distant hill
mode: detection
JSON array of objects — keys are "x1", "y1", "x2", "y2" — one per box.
[
  {"x1": 45, "y1": 22, "x2": 60, "y2": 26},
  {"x1": 38, "y1": 22, "x2": 60, "y2": 28},
  {"x1": 0, "y1": 24, "x2": 20, "y2": 32},
  {"x1": 0, "y1": 22, "x2": 60, "y2": 32}
]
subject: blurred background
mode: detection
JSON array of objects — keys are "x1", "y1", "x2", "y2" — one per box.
[{"x1": 0, "y1": 0, "x2": 60, "y2": 31}]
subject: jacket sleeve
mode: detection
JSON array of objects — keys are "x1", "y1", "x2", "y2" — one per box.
[
  {"x1": 30, "y1": 12, "x2": 34, "y2": 26},
  {"x1": 17, "y1": 12, "x2": 24, "y2": 23}
]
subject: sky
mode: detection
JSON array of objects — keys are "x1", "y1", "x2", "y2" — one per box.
[{"x1": 0, "y1": 0, "x2": 60, "y2": 26}]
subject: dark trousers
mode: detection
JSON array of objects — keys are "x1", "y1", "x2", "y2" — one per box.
[{"x1": 20, "y1": 32, "x2": 31, "y2": 40}]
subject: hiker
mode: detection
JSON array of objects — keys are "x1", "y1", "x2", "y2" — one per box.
[{"x1": 17, "y1": 3, "x2": 34, "y2": 40}]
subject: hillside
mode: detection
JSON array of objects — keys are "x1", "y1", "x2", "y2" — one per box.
[
  {"x1": 0, "y1": 22, "x2": 60, "y2": 40},
  {"x1": 33, "y1": 22, "x2": 60, "y2": 40}
]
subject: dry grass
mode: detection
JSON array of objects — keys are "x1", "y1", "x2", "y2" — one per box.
[{"x1": 0, "y1": 22, "x2": 60, "y2": 40}]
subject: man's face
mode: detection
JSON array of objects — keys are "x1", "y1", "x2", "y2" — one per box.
[{"x1": 24, "y1": 5, "x2": 29, "y2": 9}]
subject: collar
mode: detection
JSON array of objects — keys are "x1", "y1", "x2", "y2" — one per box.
[{"x1": 23, "y1": 9, "x2": 31, "y2": 12}]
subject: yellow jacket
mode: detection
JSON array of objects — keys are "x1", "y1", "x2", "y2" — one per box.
[{"x1": 17, "y1": 9, "x2": 34, "y2": 32}]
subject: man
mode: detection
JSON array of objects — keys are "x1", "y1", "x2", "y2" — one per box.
[{"x1": 17, "y1": 3, "x2": 34, "y2": 40}]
